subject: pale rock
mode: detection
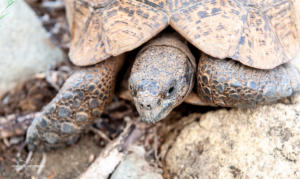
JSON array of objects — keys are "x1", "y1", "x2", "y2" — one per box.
[
  {"x1": 0, "y1": 0, "x2": 63, "y2": 97},
  {"x1": 292, "y1": 0, "x2": 300, "y2": 69},
  {"x1": 111, "y1": 146, "x2": 163, "y2": 179},
  {"x1": 292, "y1": 50, "x2": 300, "y2": 70},
  {"x1": 296, "y1": 0, "x2": 300, "y2": 37},
  {"x1": 163, "y1": 95, "x2": 300, "y2": 179}
]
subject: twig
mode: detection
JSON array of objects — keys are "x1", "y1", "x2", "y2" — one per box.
[
  {"x1": 37, "y1": 153, "x2": 47, "y2": 176},
  {"x1": 15, "y1": 151, "x2": 33, "y2": 173},
  {"x1": 41, "y1": 0, "x2": 65, "y2": 10},
  {"x1": 3, "y1": 138, "x2": 10, "y2": 147},
  {"x1": 89, "y1": 127, "x2": 111, "y2": 143},
  {"x1": 80, "y1": 117, "x2": 143, "y2": 179}
]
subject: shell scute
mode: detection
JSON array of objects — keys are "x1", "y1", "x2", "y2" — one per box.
[{"x1": 68, "y1": 0, "x2": 300, "y2": 69}]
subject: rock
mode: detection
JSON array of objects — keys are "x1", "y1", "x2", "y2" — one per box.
[
  {"x1": 292, "y1": 50, "x2": 300, "y2": 70},
  {"x1": 0, "y1": 0, "x2": 63, "y2": 97},
  {"x1": 292, "y1": 0, "x2": 300, "y2": 69},
  {"x1": 296, "y1": 0, "x2": 300, "y2": 37},
  {"x1": 111, "y1": 146, "x2": 163, "y2": 179},
  {"x1": 162, "y1": 95, "x2": 300, "y2": 178}
]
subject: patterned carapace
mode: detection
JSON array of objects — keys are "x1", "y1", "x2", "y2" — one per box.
[{"x1": 69, "y1": 0, "x2": 299, "y2": 69}]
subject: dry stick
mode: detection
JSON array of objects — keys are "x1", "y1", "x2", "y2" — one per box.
[
  {"x1": 3, "y1": 138, "x2": 10, "y2": 147},
  {"x1": 37, "y1": 153, "x2": 47, "y2": 176},
  {"x1": 15, "y1": 151, "x2": 33, "y2": 173},
  {"x1": 89, "y1": 127, "x2": 112, "y2": 143},
  {"x1": 80, "y1": 117, "x2": 143, "y2": 179}
]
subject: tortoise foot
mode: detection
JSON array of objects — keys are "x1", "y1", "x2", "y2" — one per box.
[
  {"x1": 197, "y1": 54, "x2": 300, "y2": 107},
  {"x1": 26, "y1": 56, "x2": 124, "y2": 151}
]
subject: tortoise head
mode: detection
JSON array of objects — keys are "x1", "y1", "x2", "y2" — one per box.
[{"x1": 129, "y1": 37, "x2": 195, "y2": 123}]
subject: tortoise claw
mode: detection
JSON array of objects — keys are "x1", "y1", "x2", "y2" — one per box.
[{"x1": 26, "y1": 113, "x2": 81, "y2": 151}]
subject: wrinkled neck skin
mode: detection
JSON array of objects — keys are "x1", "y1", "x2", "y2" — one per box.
[{"x1": 129, "y1": 36, "x2": 195, "y2": 123}]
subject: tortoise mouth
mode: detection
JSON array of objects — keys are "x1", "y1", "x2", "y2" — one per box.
[{"x1": 137, "y1": 101, "x2": 172, "y2": 123}]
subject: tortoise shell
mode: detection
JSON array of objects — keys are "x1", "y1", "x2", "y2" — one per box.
[{"x1": 67, "y1": 0, "x2": 300, "y2": 69}]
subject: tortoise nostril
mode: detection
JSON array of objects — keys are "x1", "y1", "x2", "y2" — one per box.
[
  {"x1": 139, "y1": 103, "x2": 152, "y2": 110},
  {"x1": 146, "y1": 104, "x2": 152, "y2": 110},
  {"x1": 157, "y1": 99, "x2": 161, "y2": 106}
]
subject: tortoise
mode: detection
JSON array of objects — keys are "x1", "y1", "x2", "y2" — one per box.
[{"x1": 26, "y1": 0, "x2": 300, "y2": 150}]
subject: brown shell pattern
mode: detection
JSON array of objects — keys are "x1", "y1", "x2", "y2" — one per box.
[{"x1": 67, "y1": 0, "x2": 300, "y2": 69}]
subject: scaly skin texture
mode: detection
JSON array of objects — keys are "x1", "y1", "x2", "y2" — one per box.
[
  {"x1": 26, "y1": 55, "x2": 124, "y2": 151},
  {"x1": 197, "y1": 54, "x2": 300, "y2": 107},
  {"x1": 67, "y1": 0, "x2": 299, "y2": 69},
  {"x1": 129, "y1": 34, "x2": 300, "y2": 122},
  {"x1": 129, "y1": 34, "x2": 195, "y2": 122}
]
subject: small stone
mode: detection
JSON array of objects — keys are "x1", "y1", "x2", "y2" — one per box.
[
  {"x1": 0, "y1": 0, "x2": 63, "y2": 97},
  {"x1": 163, "y1": 94, "x2": 300, "y2": 178},
  {"x1": 111, "y1": 146, "x2": 163, "y2": 179}
]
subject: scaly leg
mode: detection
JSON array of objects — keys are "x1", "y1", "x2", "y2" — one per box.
[
  {"x1": 197, "y1": 54, "x2": 300, "y2": 107},
  {"x1": 26, "y1": 55, "x2": 124, "y2": 150}
]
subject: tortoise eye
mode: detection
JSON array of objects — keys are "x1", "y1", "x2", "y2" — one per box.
[
  {"x1": 129, "y1": 85, "x2": 137, "y2": 96},
  {"x1": 166, "y1": 86, "x2": 175, "y2": 97}
]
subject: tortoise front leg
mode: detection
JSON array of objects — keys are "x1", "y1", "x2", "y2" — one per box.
[
  {"x1": 26, "y1": 55, "x2": 124, "y2": 151},
  {"x1": 197, "y1": 54, "x2": 300, "y2": 107}
]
